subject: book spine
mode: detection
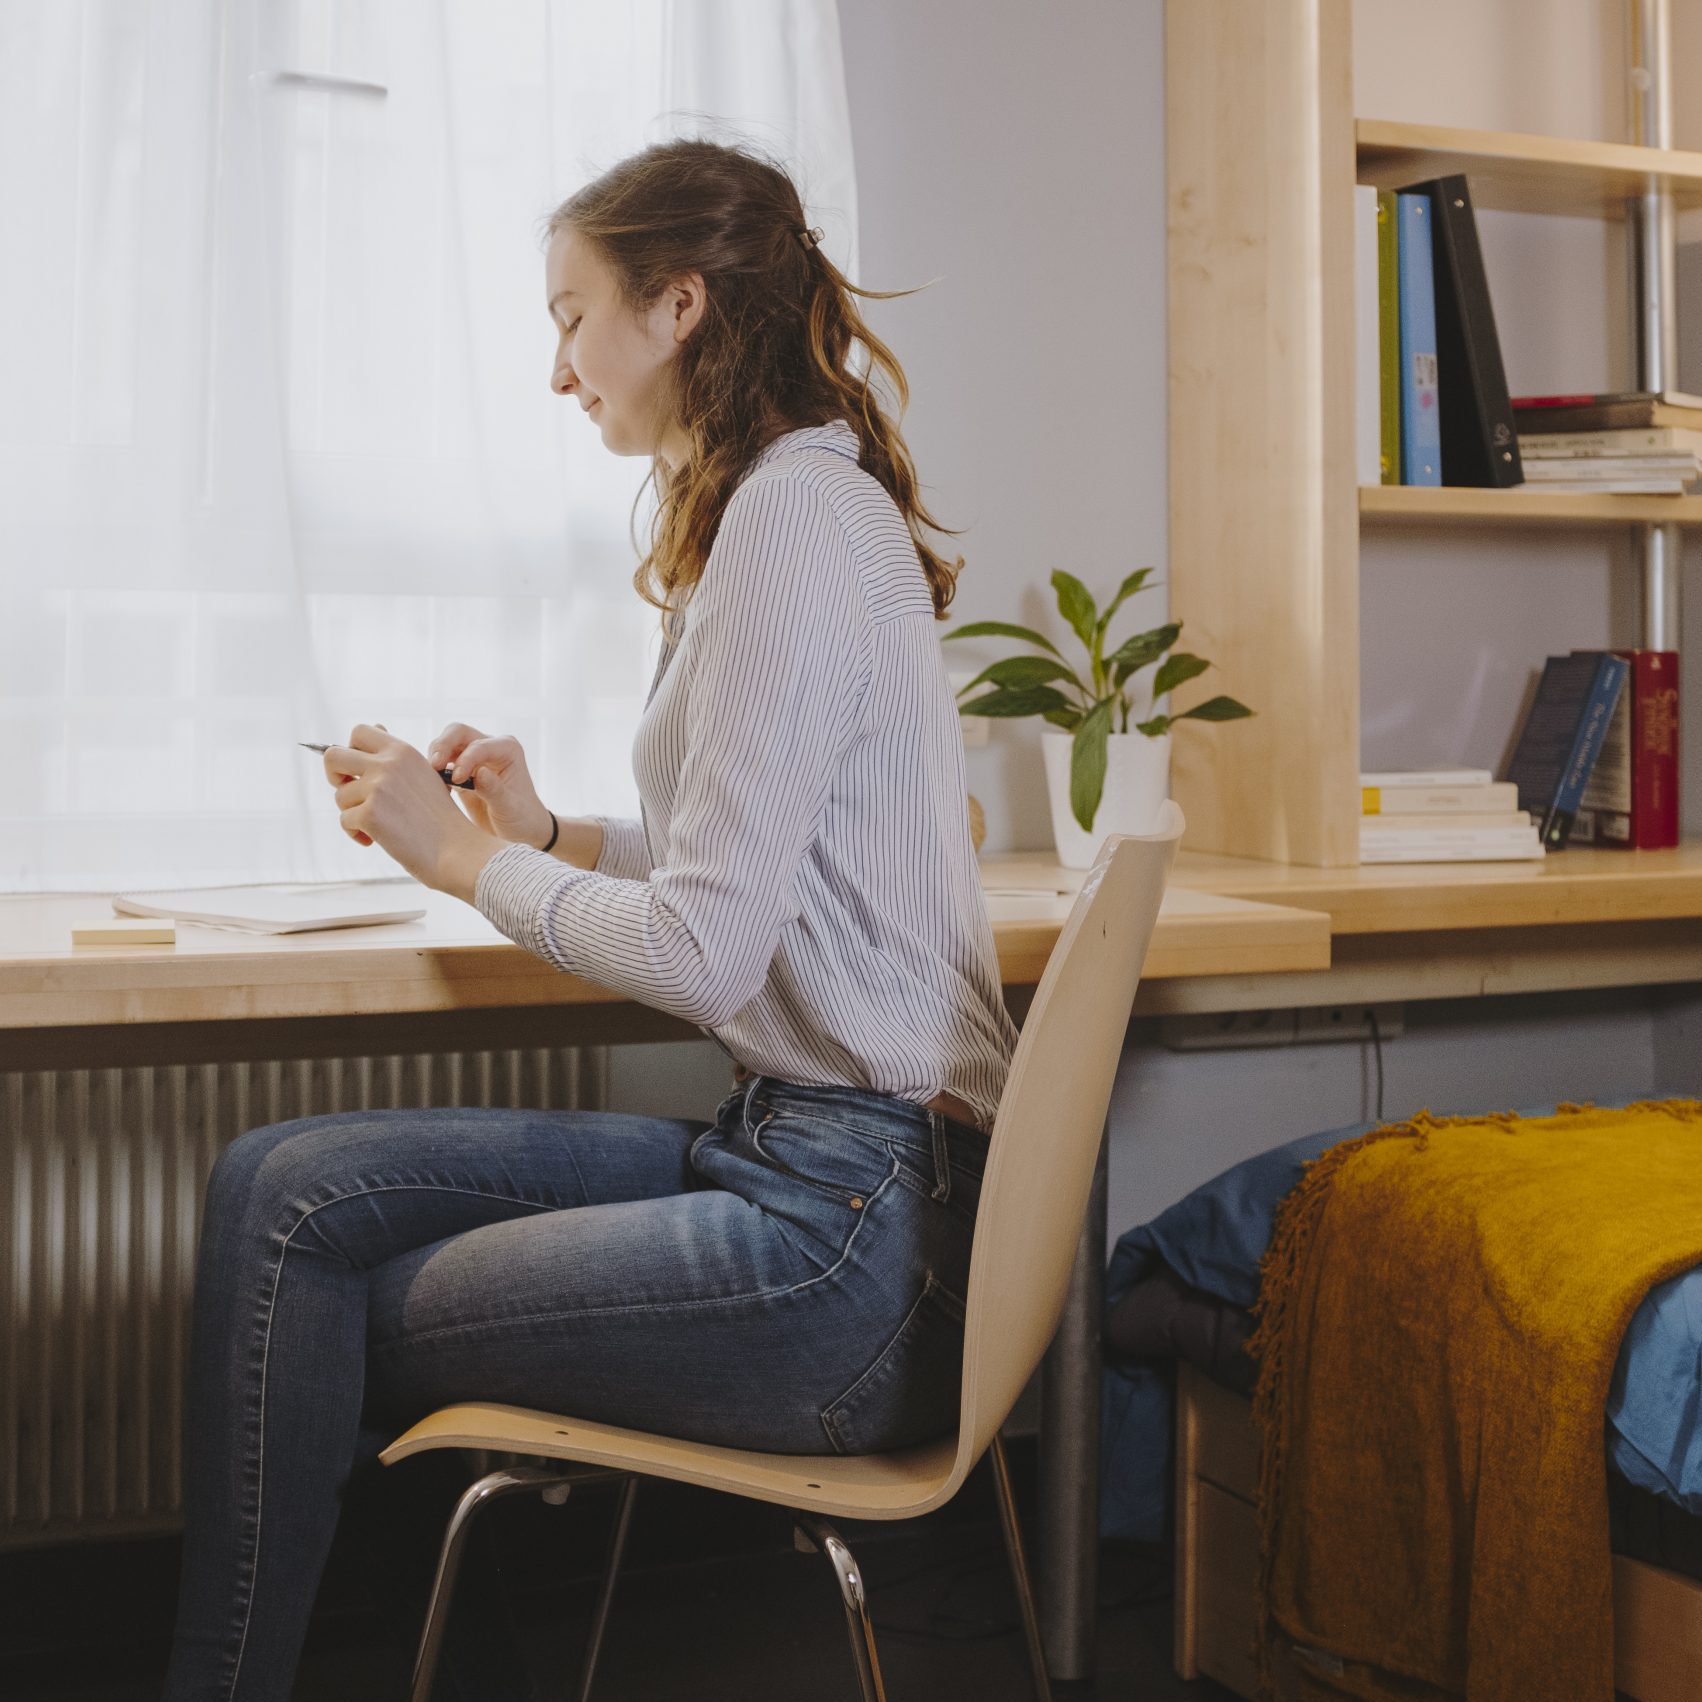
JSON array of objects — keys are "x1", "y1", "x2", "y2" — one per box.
[
  {"x1": 1360, "y1": 841, "x2": 1544, "y2": 863},
  {"x1": 1573, "y1": 648, "x2": 1634, "y2": 847},
  {"x1": 1424, "y1": 175, "x2": 1522, "y2": 487},
  {"x1": 1362, "y1": 784, "x2": 1518, "y2": 814},
  {"x1": 1360, "y1": 767, "x2": 1493, "y2": 787},
  {"x1": 1355, "y1": 186, "x2": 1382, "y2": 487},
  {"x1": 1633, "y1": 650, "x2": 1680, "y2": 850},
  {"x1": 1523, "y1": 456, "x2": 1699, "y2": 477},
  {"x1": 1543, "y1": 655, "x2": 1630, "y2": 849},
  {"x1": 1359, "y1": 830, "x2": 1540, "y2": 850},
  {"x1": 1519, "y1": 428, "x2": 1702, "y2": 457},
  {"x1": 1377, "y1": 189, "x2": 1401, "y2": 484},
  {"x1": 1361, "y1": 811, "x2": 1529, "y2": 831},
  {"x1": 1397, "y1": 193, "x2": 1441, "y2": 486}
]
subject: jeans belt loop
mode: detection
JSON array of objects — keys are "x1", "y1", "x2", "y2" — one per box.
[
  {"x1": 928, "y1": 1110, "x2": 952, "y2": 1204},
  {"x1": 740, "y1": 1072, "x2": 762, "y2": 1136}
]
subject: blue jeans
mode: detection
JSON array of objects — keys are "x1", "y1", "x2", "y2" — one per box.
[{"x1": 162, "y1": 1074, "x2": 989, "y2": 1701}]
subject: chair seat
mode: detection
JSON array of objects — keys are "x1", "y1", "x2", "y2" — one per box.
[{"x1": 379, "y1": 1402, "x2": 963, "y2": 1521}]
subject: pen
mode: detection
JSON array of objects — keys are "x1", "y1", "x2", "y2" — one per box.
[{"x1": 299, "y1": 741, "x2": 475, "y2": 789}]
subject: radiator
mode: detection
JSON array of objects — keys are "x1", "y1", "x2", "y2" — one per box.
[{"x1": 0, "y1": 1045, "x2": 609, "y2": 1549}]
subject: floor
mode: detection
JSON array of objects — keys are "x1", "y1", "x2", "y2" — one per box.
[{"x1": 0, "y1": 1440, "x2": 1238, "y2": 1701}]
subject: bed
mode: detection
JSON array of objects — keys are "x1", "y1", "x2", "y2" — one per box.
[{"x1": 1100, "y1": 1100, "x2": 1702, "y2": 1700}]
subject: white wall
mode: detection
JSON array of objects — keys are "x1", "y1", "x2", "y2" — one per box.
[{"x1": 840, "y1": 0, "x2": 1168, "y2": 853}]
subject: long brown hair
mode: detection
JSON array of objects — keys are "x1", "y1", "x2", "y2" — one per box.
[{"x1": 546, "y1": 136, "x2": 964, "y2": 627}]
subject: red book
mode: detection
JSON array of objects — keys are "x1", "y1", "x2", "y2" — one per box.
[
  {"x1": 1631, "y1": 650, "x2": 1680, "y2": 850},
  {"x1": 1571, "y1": 650, "x2": 1679, "y2": 848}
]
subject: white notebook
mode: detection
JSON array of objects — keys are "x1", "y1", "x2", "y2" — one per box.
[{"x1": 112, "y1": 882, "x2": 427, "y2": 935}]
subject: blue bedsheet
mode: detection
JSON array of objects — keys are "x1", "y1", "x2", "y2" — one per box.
[{"x1": 1100, "y1": 1099, "x2": 1702, "y2": 1543}]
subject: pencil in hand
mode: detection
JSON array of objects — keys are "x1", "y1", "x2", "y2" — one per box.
[{"x1": 298, "y1": 741, "x2": 475, "y2": 789}]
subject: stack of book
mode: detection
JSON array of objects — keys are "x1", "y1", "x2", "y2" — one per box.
[
  {"x1": 1360, "y1": 769, "x2": 1542, "y2": 862},
  {"x1": 1511, "y1": 393, "x2": 1702, "y2": 494},
  {"x1": 1569, "y1": 649, "x2": 1681, "y2": 849},
  {"x1": 1354, "y1": 173, "x2": 1521, "y2": 490}
]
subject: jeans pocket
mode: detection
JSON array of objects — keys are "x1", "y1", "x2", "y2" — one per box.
[
  {"x1": 749, "y1": 1112, "x2": 893, "y2": 1208},
  {"x1": 820, "y1": 1273, "x2": 967, "y2": 1456}
]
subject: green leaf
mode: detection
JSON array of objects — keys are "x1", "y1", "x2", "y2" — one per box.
[
  {"x1": 1094, "y1": 568, "x2": 1156, "y2": 641},
  {"x1": 1108, "y1": 621, "x2": 1182, "y2": 688},
  {"x1": 1135, "y1": 715, "x2": 1173, "y2": 737},
  {"x1": 955, "y1": 655, "x2": 1087, "y2": 697},
  {"x1": 941, "y1": 620, "x2": 1066, "y2": 661},
  {"x1": 958, "y1": 684, "x2": 1074, "y2": 718},
  {"x1": 1050, "y1": 570, "x2": 1099, "y2": 654},
  {"x1": 1151, "y1": 651, "x2": 1211, "y2": 698},
  {"x1": 1042, "y1": 707, "x2": 1082, "y2": 730},
  {"x1": 1069, "y1": 698, "x2": 1116, "y2": 832},
  {"x1": 1176, "y1": 695, "x2": 1255, "y2": 722}
]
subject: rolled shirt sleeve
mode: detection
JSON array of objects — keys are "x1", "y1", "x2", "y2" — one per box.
[
  {"x1": 475, "y1": 474, "x2": 873, "y2": 1029},
  {"x1": 589, "y1": 814, "x2": 651, "y2": 880}
]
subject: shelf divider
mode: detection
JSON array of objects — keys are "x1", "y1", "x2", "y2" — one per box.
[
  {"x1": 1361, "y1": 485, "x2": 1702, "y2": 526},
  {"x1": 1355, "y1": 118, "x2": 1702, "y2": 217}
]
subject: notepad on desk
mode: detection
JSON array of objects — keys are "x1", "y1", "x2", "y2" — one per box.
[{"x1": 112, "y1": 882, "x2": 427, "y2": 935}]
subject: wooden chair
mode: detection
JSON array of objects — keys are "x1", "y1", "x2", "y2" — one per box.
[{"x1": 379, "y1": 805, "x2": 1184, "y2": 1702}]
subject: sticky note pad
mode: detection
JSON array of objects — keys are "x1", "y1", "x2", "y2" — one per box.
[{"x1": 72, "y1": 919, "x2": 177, "y2": 947}]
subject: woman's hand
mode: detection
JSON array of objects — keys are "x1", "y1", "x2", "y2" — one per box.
[
  {"x1": 323, "y1": 725, "x2": 499, "y2": 903},
  {"x1": 426, "y1": 723, "x2": 556, "y2": 851}
]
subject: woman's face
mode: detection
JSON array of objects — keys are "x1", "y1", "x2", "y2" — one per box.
[{"x1": 545, "y1": 224, "x2": 704, "y2": 468}]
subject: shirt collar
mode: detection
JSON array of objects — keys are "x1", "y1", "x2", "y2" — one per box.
[{"x1": 746, "y1": 418, "x2": 860, "y2": 473}]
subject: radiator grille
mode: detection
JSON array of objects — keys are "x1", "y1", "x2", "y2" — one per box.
[{"x1": 0, "y1": 1046, "x2": 608, "y2": 1548}]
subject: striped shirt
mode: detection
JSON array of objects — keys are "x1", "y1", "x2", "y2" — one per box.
[{"x1": 475, "y1": 419, "x2": 1018, "y2": 1130}]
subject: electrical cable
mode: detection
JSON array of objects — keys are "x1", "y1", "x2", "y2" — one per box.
[{"x1": 1368, "y1": 1007, "x2": 1386, "y2": 1121}]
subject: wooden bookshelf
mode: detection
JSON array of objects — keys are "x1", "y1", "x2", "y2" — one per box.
[
  {"x1": 1361, "y1": 486, "x2": 1702, "y2": 526},
  {"x1": 1355, "y1": 120, "x2": 1702, "y2": 219},
  {"x1": 1166, "y1": 0, "x2": 1694, "y2": 878}
]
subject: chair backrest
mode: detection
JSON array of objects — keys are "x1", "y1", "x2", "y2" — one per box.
[{"x1": 946, "y1": 804, "x2": 1183, "y2": 1487}]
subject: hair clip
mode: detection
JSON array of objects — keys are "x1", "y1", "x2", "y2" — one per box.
[{"x1": 797, "y1": 225, "x2": 825, "y2": 252}]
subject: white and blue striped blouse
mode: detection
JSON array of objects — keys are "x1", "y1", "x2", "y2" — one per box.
[{"x1": 475, "y1": 419, "x2": 1018, "y2": 1130}]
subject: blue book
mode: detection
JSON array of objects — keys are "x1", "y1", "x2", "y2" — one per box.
[
  {"x1": 1503, "y1": 653, "x2": 1631, "y2": 849},
  {"x1": 1396, "y1": 191, "x2": 1441, "y2": 485}
]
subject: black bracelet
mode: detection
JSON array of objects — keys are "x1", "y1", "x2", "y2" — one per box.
[{"x1": 540, "y1": 810, "x2": 560, "y2": 855}]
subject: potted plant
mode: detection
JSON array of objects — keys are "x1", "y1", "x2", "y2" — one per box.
[{"x1": 945, "y1": 569, "x2": 1253, "y2": 868}]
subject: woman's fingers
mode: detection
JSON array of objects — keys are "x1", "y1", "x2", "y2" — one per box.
[
  {"x1": 448, "y1": 735, "x2": 518, "y2": 784},
  {"x1": 427, "y1": 722, "x2": 486, "y2": 769},
  {"x1": 322, "y1": 745, "x2": 367, "y2": 785},
  {"x1": 348, "y1": 723, "x2": 395, "y2": 753}
]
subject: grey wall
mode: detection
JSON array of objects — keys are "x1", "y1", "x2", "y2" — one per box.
[{"x1": 610, "y1": 1, "x2": 1698, "y2": 1247}]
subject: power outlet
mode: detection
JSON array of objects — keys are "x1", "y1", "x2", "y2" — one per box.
[
  {"x1": 1160, "y1": 1008, "x2": 1300, "y2": 1051},
  {"x1": 1293, "y1": 1002, "x2": 1404, "y2": 1045},
  {"x1": 1161, "y1": 1004, "x2": 1404, "y2": 1052}
]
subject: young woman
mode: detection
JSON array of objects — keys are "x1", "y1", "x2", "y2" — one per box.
[{"x1": 162, "y1": 137, "x2": 1017, "y2": 1700}]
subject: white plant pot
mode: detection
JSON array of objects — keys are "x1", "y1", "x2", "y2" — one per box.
[{"x1": 1041, "y1": 729, "x2": 1173, "y2": 869}]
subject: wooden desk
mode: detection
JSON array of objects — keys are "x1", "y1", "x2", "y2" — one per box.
[
  {"x1": 981, "y1": 847, "x2": 1702, "y2": 1013},
  {"x1": 0, "y1": 881, "x2": 1331, "y2": 1066}
]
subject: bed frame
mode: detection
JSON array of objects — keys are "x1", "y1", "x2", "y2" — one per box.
[{"x1": 1172, "y1": 1363, "x2": 1702, "y2": 1701}]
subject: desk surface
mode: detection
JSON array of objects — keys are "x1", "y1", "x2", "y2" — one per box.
[
  {"x1": 985, "y1": 844, "x2": 1702, "y2": 935},
  {"x1": 0, "y1": 878, "x2": 1331, "y2": 1032}
]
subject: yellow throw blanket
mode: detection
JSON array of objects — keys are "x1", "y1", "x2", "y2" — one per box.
[{"x1": 1247, "y1": 1100, "x2": 1702, "y2": 1702}]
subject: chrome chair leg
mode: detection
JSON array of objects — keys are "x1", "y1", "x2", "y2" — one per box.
[
  {"x1": 574, "y1": 1475, "x2": 639, "y2": 1702},
  {"x1": 990, "y1": 1433, "x2": 1056, "y2": 1702},
  {"x1": 794, "y1": 1513, "x2": 887, "y2": 1702},
  {"x1": 408, "y1": 1464, "x2": 580, "y2": 1702}
]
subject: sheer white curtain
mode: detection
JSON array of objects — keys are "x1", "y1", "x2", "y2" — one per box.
[{"x1": 0, "y1": 0, "x2": 857, "y2": 892}]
